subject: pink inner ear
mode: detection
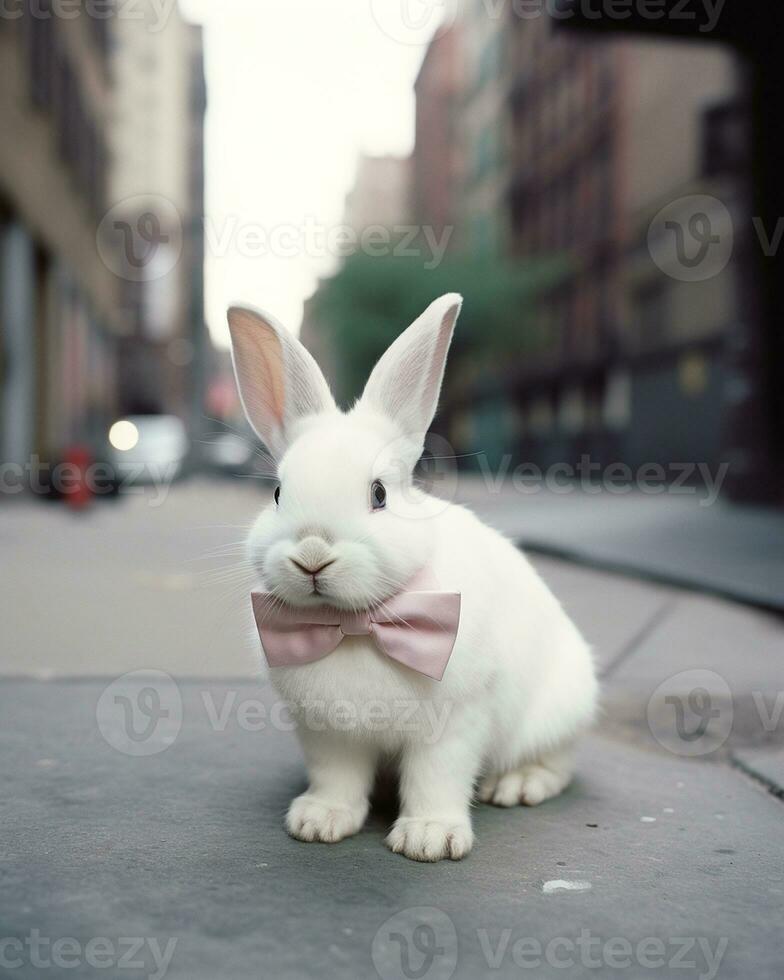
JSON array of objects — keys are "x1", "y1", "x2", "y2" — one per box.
[
  {"x1": 423, "y1": 305, "x2": 458, "y2": 413},
  {"x1": 401, "y1": 300, "x2": 460, "y2": 426},
  {"x1": 229, "y1": 309, "x2": 287, "y2": 432}
]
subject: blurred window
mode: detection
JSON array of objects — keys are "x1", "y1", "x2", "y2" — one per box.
[
  {"x1": 701, "y1": 101, "x2": 747, "y2": 177},
  {"x1": 558, "y1": 386, "x2": 586, "y2": 435},
  {"x1": 529, "y1": 397, "x2": 554, "y2": 438},
  {"x1": 28, "y1": 21, "x2": 107, "y2": 216},
  {"x1": 603, "y1": 370, "x2": 631, "y2": 431},
  {"x1": 678, "y1": 352, "x2": 710, "y2": 398},
  {"x1": 475, "y1": 124, "x2": 496, "y2": 180},
  {"x1": 584, "y1": 378, "x2": 605, "y2": 432},
  {"x1": 635, "y1": 282, "x2": 669, "y2": 350},
  {"x1": 25, "y1": 3, "x2": 55, "y2": 108}
]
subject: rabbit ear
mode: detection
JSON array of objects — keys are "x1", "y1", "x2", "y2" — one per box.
[
  {"x1": 359, "y1": 293, "x2": 462, "y2": 447},
  {"x1": 227, "y1": 304, "x2": 336, "y2": 459}
]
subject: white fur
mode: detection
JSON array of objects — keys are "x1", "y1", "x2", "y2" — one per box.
[{"x1": 227, "y1": 295, "x2": 598, "y2": 863}]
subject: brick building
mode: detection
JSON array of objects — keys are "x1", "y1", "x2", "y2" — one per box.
[
  {"x1": 0, "y1": 2, "x2": 207, "y2": 474},
  {"x1": 0, "y1": 7, "x2": 120, "y2": 465},
  {"x1": 505, "y1": 25, "x2": 737, "y2": 470},
  {"x1": 413, "y1": 24, "x2": 463, "y2": 244},
  {"x1": 411, "y1": 9, "x2": 740, "y2": 476},
  {"x1": 506, "y1": 19, "x2": 622, "y2": 466},
  {"x1": 108, "y1": 3, "x2": 207, "y2": 424}
]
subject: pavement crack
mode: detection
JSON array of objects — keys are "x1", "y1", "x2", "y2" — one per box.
[
  {"x1": 599, "y1": 599, "x2": 677, "y2": 681},
  {"x1": 730, "y1": 756, "x2": 784, "y2": 804}
]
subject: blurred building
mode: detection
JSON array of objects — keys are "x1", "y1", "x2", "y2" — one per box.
[
  {"x1": 459, "y1": 0, "x2": 510, "y2": 256},
  {"x1": 299, "y1": 281, "x2": 336, "y2": 391},
  {"x1": 413, "y1": 23, "x2": 463, "y2": 242},
  {"x1": 506, "y1": 20, "x2": 621, "y2": 467},
  {"x1": 505, "y1": 24, "x2": 737, "y2": 471},
  {"x1": 185, "y1": 23, "x2": 208, "y2": 452},
  {"x1": 551, "y1": 4, "x2": 784, "y2": 498},
  {"x1": 411, "y1": 13, "x2": 740, "y2": 476},
  {"x1": 0, "y1": 2, "x2": 206, "y2": 475},
  {"x1": 0, "y1": 8, "x2": 119, "y2": 465},
  {"x1": 620, "y1": 42, "x2": 738, "y2": 471},
  {"x1": 107, "y1": 2, "x2": 207, "y2": 428}
]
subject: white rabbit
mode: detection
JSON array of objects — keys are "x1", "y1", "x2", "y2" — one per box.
[{"x1": 228, "y1": 293, "x2": 598, "y2": 863}]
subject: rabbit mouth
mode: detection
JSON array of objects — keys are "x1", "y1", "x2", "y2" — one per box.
[
  {"x1": 258, "y1": 541, "x2": 403, "y2": 612},
  {"x1": 273, "y1": 580, "x2": 378, "y2": 613},
  {"x1": 273, "y1": 573, "x2": 339, "y2": 608}
]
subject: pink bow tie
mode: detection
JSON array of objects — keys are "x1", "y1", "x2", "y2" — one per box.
[{"x1": 250, "y1": 571, "x2": 461, "y2": 681}]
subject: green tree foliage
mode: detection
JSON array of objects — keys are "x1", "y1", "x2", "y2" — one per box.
[{"x1": 309, "y1": 253, "x2": 570, "y2": 406}]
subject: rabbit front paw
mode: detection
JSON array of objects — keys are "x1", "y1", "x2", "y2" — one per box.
[
  {"x1": 286, "y1": 793, "x2": 367, "y2": 843},
  {"x1": 386, "y1": 816, "x2": 473, "y2": 862}
]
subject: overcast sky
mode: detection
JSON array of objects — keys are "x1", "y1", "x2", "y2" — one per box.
[{"x1": 178, "y1": 0, "x2": 443, "y2": 345}]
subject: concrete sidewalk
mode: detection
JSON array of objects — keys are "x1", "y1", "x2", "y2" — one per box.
[
  {"x1": 454, "y1": 477, "x2": 784, "y2": 612},
  {"x1": 2, "y1": 481, "x2": 783, "y2": 978},
  {"x1": 2, "y1": 677, "x2": 782, "y2": 980}
]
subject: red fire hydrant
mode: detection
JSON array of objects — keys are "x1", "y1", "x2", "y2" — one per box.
[{"x1": 62, "y1": 445, "x2": 93, "y2": 510}]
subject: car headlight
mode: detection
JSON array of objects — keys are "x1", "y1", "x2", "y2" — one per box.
[{"x1": 109, "y1": 420, "x2": 139, "y2": 452}]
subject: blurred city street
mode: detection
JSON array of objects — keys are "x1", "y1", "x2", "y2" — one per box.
[
  {"x1": 0, "y1": 479, "x2": 264, "y2": 679},
  {"x1": 2, "y1": 0, "x2": 784, "y2": 974},
  {"x1": 2, "y1": 479, "x2": 783, "y2": 977},
  {"x1": 2, "y1": 477, "x2": 783, "y2": 678}
]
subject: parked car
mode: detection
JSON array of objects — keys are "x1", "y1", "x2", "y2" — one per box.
[{"x1": 108, "y1": 415, "x2": 189, "y2": 486}]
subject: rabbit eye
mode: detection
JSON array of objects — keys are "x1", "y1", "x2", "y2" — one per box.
[
  {"x1": 274, "y1": 485, "x2": 281, "y2": 505},
  {"x1": 371, "y1": 480, "x2": 386, "y2": 511}
]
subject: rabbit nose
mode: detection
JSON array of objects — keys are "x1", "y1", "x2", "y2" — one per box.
[
  {"x1": 291, "y1": 535, "x2": 336, "y2": 576},
  {"x1": 290, "y1": 557, "x2": 335, "y2": 576}
]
